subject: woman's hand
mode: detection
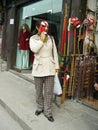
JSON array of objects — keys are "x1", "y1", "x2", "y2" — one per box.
[
  {"x1": 94, "y1": 83, "x2": 98, "y2": 91},
  {"x1": 55, "y1": 69, "x2": 60, "y2": 74},
  {"x1": 40, "y1": 32, "x2": 46, "y2": 41}
]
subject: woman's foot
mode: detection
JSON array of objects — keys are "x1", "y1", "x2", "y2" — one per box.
[
  {"x1": 35, "y1": 110, "x2": 44, "y2": 116},
  {"x1": 45, "y1": 115, "x2": 54, "y2": 122}
]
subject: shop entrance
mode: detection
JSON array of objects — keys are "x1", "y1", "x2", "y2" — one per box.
[
  {"x1": 15, "y1": 0, "x2": 62, "y2": 71},
  {"x1": 29, "y1": 12, "x2": 61, "y2": 67}
]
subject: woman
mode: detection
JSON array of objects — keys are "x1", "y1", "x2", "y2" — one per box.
[{"x1": 29, "y1": 20, "x2": 59, "y2": 122}]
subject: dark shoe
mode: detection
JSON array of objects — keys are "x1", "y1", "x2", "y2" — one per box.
[
  {"x1": 45, "y1": 115, "x2": 54, "y2": 122},
  {"x1": 35, "y1": 110, "x2": 43, "y2": 116}
]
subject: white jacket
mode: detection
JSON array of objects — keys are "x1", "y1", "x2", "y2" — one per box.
[{"x1": 29, "y1": 34, "x2": 59, "y2": 77}]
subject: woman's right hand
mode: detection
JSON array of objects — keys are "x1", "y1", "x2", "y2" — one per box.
[{"x1": 40, "y1": 32, "x2": 46, "y2": 40}]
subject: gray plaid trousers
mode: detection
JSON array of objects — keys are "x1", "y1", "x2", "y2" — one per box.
[{"x1": 34, "y1": 76, "x2": 54, "y2": 116}]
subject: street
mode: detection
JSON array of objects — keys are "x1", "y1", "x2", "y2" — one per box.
[
  {"x1": 0, "y1": 71, "x2": 98, "y2": 130},
  {"x1": 0, "y1": 104, "x2": 23, "y2": 130}
]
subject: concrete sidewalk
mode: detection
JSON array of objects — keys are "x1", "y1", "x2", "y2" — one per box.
[
  {"x1": 0, "y1": 71, "x2": 98, "y2": 130},
  {"x1": 0, "y1": 56, "x2": 7, "y2": 71}
]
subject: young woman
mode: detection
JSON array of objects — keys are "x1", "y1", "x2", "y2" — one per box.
[{"x1": 29, "y1": 20, "x2": 59, "y2": 122}]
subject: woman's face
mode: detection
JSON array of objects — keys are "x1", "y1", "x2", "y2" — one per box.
[
  {"x1": 39, "y1": 20, "x2": 49, "y2": 34},
  {"x1": 22, "y1": 26, "x2": 25, "y2": 30}
]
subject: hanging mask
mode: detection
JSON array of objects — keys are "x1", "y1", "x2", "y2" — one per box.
[
  {"x1": 71, "y1": 17, "x2": 79, "y2": 23},
  {"x1": 73, "y1": 20, "x2": 81, "y2": 28}
]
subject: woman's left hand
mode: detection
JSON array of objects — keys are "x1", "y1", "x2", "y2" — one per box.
[
  {"x1": 55, "y1": 69, "x2": 60, "y2": 74},
  {"x1": 94, "y1": 83, "x2": 98, "y2": 91}
]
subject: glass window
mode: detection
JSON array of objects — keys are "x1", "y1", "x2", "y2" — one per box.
[{"x1": 22, "y1": 0, "x2": 63, "y2": 19}]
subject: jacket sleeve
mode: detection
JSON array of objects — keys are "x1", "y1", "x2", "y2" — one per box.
[{"x1": 29, "y1": 36, "x2": 43, "y2": 53}]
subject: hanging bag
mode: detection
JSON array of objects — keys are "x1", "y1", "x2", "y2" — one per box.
[{"x1": 54, "y1": 73, "x2": 62, "y2": 95}]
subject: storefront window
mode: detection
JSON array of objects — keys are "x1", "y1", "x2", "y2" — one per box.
[
  {"x1": 16, "y1": 0, "x2": 63, "y2": 70},
  {"x1": 22, "y1": 0, "x2": 63, "y2": 19}
]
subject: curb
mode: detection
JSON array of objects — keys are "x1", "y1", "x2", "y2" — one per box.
[
  {"x1": 0, "y1": 69, "x2": 34, "y2": 130},
  {"x1": 9, "y1": 69, "x2": 35, "y2": 84},
  {"x1": 76, "y1": 99, "x2": 98, "y2": 111},
  {"x1": 0, "y1": 99, "x2": 32, "y2": 130}
]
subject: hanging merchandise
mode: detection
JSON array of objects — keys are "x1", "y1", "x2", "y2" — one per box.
[
  {"x1": 60, "y1": 1, "x2": 98, "y2": 108},
  {"x1": 76, "y1": 55, "x2": 96, "y2": 100},
  {"x1": 65, "y1": 18, "x2": 73, "y2": 97},
  {"x1": 61, "y1": 72, "x2": 70, "y2": 104},
  {"x1": 68, "y1": 54, "x2": 76, "y2": 98},
  {"x1": 78, "y1": 17, "x2": 94, "y2": 55},
  {"x1": 59, "y1": 3, "x2": 68, "y2": 99},
  {"x1": 67, "y1": 18, "x2": 71, "y2": 56},
  {"x1": 77, "y1": 22, "x2": 84, "y2": 54},
  {"x1": 71, "y1": 17, "x2": 81, "y2": 54},
  {"x1": 83, "y1": 8, "x2": 97, "y2": 55},
  {"x1": 63, "y1": 17, "x2": 72, "y2": 78},
  {"x1": 60, "y1": 3, "x2": 68, "y2": 56},
  {"x1": 77, "y1": 56, "x2": 84, "y2": 98},
  {"x1": 67, "y1": 17, "x2": 81, "y2": 98}
]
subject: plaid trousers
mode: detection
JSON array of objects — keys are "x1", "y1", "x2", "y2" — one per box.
[{"x1": 34, "y1": 76, "x2": 54, "y2": 116}]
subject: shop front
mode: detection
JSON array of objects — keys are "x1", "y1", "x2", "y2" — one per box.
[
  {"x1": 15, "y1": 0, "x2": 63, "y2": 71},
  {"x1": 78, "y1": 0, "x2": 98, "y2": 110},
  {"x1": 59, "y1": 0, "x2": 98, "y2": 110},
  {"x1": 1, "y1": 0, "x2": 98, "y2": 110},
  {"x1": 15, "y1": 0, "x2": 98, "y2": 109}
]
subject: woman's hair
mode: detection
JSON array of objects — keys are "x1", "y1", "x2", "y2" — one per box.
[{"x1": 20, "y1": 23, "x2": 30, "y2": 32}]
